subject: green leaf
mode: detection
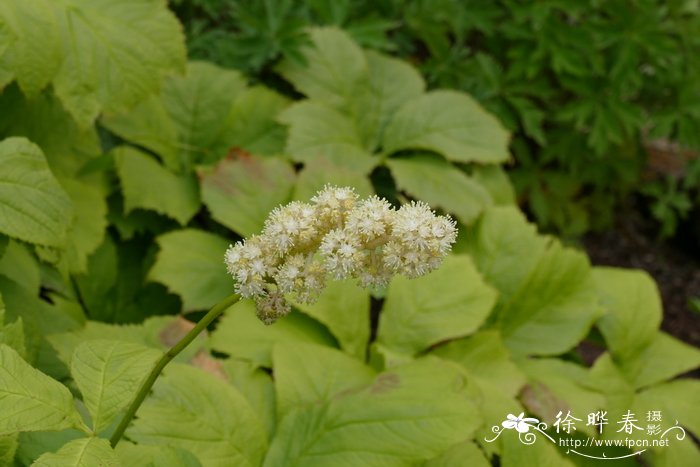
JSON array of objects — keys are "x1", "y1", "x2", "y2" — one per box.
[
  {"x1": 278, "y1": 101, "x2": 376, "y2": 172},
  {"x1": 432, "y1": 331, "x2": 526, "y2": 446},
  {"x1": 433, "y1": 330, "x2": 525, "y2": 398},
  {"x1": 0, "y1": 344, "x2": 84, "y2": 435},
  {"x1": 423, "y1": 442, "x2": 490, "y2": 467},
  {"x1": 499, "y1": 241, "x2": 600, "y2": 355},
  {"x1": 115, "y1": 442, "x2": 202, "y2": 467},
  {"x1": 49, "y1": 316, "x2": 205, "y2": 369},
  {"x1": 383, "y1": 90, "x2": 510, "y2": 163},
  {"x1": 263, "y1": 358, "x2": 480, "y2": 466},
  {"x1": 209, "y1": 300, "x2": 336, "y2": 368},
  {"x1": 634, "y1": 379, "x2": 700, "y2": 440},
  {"x1": 0, "y1": 0, "x2": 61, "y2": 97},
  {"x1": 377, "y1": 255, "x2": 497, "y2": 356},
  {"x1": 0, "y1": 292, "x2": 26, "y2": 358},
  {"x1": 293, "y1": 154, "x2": 374, "y2": 201},
  {"x1": 14, "y1": 430, "x2": 83, "y2": 465},
  {"x1": 0, "y1": 239, "x2": 40, "y2": 293},
  {"x1": 222, "y1": 360, "x2": 276, "y2": 439},
  {"x1": 618, "y1": 332, "x2": 700, "y2": 389},
  {"x1": 0, "y1": 433, "x2": 18, "y2": 466},
  {"x1": 128, "y1": 363, "x2": 267, "y2": 467},
  {"x1": 353, "y1": 51, "x2": 425, "y2": 149},
  {"x1": 148, "y1": 229, "x2": 231, "y2": 311},
  {"x1": 223, "y1": 85, "x2": 290, "y2": 156},
  {"x1": 199, "y1": 153, "x2": 295, "y2": 236},
  {"x1": 276, "y1": 27, "x2": 367, "y2": 108},
  {"x1": 593, "y1": 267, "x2": 662, "y2": 361},
  {"x1": 0, "y1": 137, "x2": 73, "y2": 247},
  {"x1": 464, "y1": 207, "x2": 547, "y2": 305},
  {"x1": 0, "y1": 276, "x2": 81, "y2": 375},
  {"x1": 465, "y1": 207, "x2": 601, "y2": 356},
  {"x1": 31, "y1": 437, "x2": 119, "y2": 467},
  {"x1": 0, "y1": 85, "x2": 101, "y2": 178},
  {"x1": 57, "y1": 179, "x2": 108, "y2": 274},
  {"x1": 71, "y1": 339, "x2": 161, "y2": 433},
  {"x1": 471, "y1": 165, "x2": 516, "y2": 206},
  {"x1": 293, "y1": 279, "x2": 370, "y2": 360},
  {"x1": 273, "y1": 342, "x2": 375, "y2": 418},
  {"x1": 500, "y1": 433, "x2": 575, "y2": 467},
  {"x1": 54, "y1": 0, "x2": 185, "y2": 126},
  {"x1": 102, "y1": 62, "x2": 288, "y2": 169},
  {"x1": 387, "y1": 153, "x2": 493, "y2": 224},
  {"x1": 113, "y1": 146, "x2": 200, "y2": 225},
  {"x1": 516, "y1": 358, "x2": 606, "y2": 437}
]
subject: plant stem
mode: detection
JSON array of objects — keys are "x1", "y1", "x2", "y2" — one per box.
[{"x1": 109, "y1": 293, "x2": 240, "y2": 447}]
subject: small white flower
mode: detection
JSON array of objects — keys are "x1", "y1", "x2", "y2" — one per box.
[{"x1": 224, "y1": 185, "x2": 457, "y2": 324}]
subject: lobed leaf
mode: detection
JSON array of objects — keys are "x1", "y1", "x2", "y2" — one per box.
[
  {"x1": 70, "y1": 339, "x2": 161, "y2": 433},
  {"x1": 0, "y1": 344, "x2": 83, "y2": 436},
  {"x1": 0, "y1": 137, "x2": 73, "y2": 247},
  {"x1": 148, "y1": 229, "x2": 231, "y2": 311}
]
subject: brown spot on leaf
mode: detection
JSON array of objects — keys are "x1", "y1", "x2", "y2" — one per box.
[
  {"x1": 370, "y1": 373, "x2": 401, "y2": 394},
  {"x1": 190, "y1": 350, "x2": 229, "y2": 382},
  {"x1": 159, "y1": 316, "x2": 196, "y2": 348},
  {"x1": 520, "y1": 382, "x2": 570, "y2": 423}
]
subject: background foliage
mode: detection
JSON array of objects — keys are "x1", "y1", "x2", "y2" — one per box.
[
  {"x1": 173, "y1": 0, "x2": 700, "y2": 237},
  {"x1": 0, "y1": 0, "x2": 699, "y2": 466}
]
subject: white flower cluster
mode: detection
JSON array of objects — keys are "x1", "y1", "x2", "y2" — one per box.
[{"x1": 224, "y1": 186, "x2": 457, "y2": 324}]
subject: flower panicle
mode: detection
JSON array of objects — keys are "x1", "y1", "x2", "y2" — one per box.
[{"x1": 224, "y1": 185, "x2": 457, "y2": 324}]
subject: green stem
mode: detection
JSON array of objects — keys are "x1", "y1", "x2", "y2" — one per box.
[{"x1": 110, "y1": 293, "x2": 240, "y2": 447}]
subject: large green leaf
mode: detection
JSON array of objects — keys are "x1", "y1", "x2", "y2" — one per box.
[
  {"x1": 0, "y1": 433, "x2": 18, "y2": 466},
  {"x1": 387, "y1": 153, "x2": 493, "y2": 225},
  {"x1": 464, "y1": 207, "x2": 600, "y2": 356},
  {"x1": 113, "y1": 146, "x2": 200, "y2": 225},
  {"x1": 377, "y1": 255, "x2": 497, "y2": 356},
  {"x1": 0, "y1": 85, "x2": 100, "y2": 177},
  {"x1": 293, "y1": 279, "x2": 370, "y2": 360},
  {"x1": 382, "y1": 90, "x2": 510, "y2": 163},
  {"x1": 498, "y1": 241, "x2": 601, "y2": 355},
  {"x1": 0, "y1": 239, "x2": 40, "y2": 293},
  {"x1": 199, "y1": 153, "x2": 295, "y2": 236},
  {"x1": 463, "y1": 207, "x2": 546, "y2": 305},
  {"x1": 432, "y1": 331, "x2": 526, "y2": 445},
  {"x1": 0, "y1": 137, "x2": 73, "y2": 247},
  {"x1": 264, "y1": 358, "x2": 480, "y2": 466},
  {"x1": 102, "y1": 62, "x2": 288, "y2": 170},
  {"x1": 209, "y1": 300, "x2": 336, "y2": 368},
  {"x1": 634, "y1": 379, "x2": 700, "y2": 440},
  {"x1": 423, "y1": 441, "x2": 491, "y2": 467},
  {"x1": 0, "y1": 0, "x2": 61, "y2": 97},
  {"x1": 71, "y1": 339, "x2": 161, "y2": 433},
  {"x1": 353, "y1": 51, "x2": 425, "y2": 150},
  {"x1": 0, "y1": 0, "x2": 185, "y2": 126},
  {"x1": 49, "y1": 315, "x2": 204, "y2": 369},
  {"x1": 0, "y1": 344, "x2": 84, "y2": 435},
  {"x1": 57, "y1": 179, "x2": 108, "y2": 274},
  {"x1": 278, "y1": 101, "x2": 376, "y2": 172},
  {"x1": 516, "y1": 358, "x2": 606, "y2": 437},
  {"x1": 293, "y1": 154, "x2": 374, "y2": 201},
  {"x1": 31, "y1": 437, "x2": 119, "y2": 467},
  {"x1": 128, "y1": 363, "x2": 267, "y2": 467},
  {"x1": 148, "y1": 229, "x2": 231, "y2": 311},
  {"x1": 277, "y1": 28, "x2": 425, "y2": 152},
  {"x1": 222, "y1": 360, "x2": 276, "y2": 439},
  {"x1": 593, "y1": 267, "x2": 662, "y2": 361},
  {"x1": 433, "y1": 331, "x2": 525, "y2": 399},
  {"x1": 618, "y1": 332, "x2": 700, "y2": 389},
  {"x1": 273, "y1": 342, "x2": 375, "y2": 418},
  {"x1": 276, "y1": 27, "x2": 367, "y2": 108},
  {"x1": 115, "y1": 442, "x2": 202, "y2": 467}
]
